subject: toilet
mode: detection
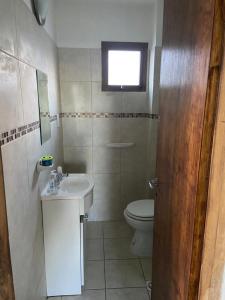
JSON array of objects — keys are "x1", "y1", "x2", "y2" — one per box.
[{"x1": 124, "y1": 199, "x2": 154, "y2": 257}]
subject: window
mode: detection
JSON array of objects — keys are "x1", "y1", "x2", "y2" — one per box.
[{"x1": 101, "y1": 41, "x2": 148, "y2": 92}]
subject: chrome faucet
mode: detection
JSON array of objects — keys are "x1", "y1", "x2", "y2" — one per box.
[{"x1": 52, "y1": 167, "x2": 67, "y2": 186}]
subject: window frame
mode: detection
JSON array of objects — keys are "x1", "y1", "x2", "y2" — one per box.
[{"x1": 101, "y1": 41, "x2": 148, "y2": 92}]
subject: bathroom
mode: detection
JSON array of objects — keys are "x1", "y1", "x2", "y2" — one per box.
[
  {"x1": 0, "y1": 0, "x2": 162, "y2": 299},
  {"x1": 0, "y1": 0, "x2": 222, "y2": 300}
]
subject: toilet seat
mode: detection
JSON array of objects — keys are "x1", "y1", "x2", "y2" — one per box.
[{"x1": 125, "y1": 199, "x2": 154, "y2": 221}]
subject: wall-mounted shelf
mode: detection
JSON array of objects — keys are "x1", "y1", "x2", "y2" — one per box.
[
  {"x1": 36, "y1": 161, "x2": 54, "y2": 173},
  {"x1": 106, "y1": 143, "x2": 135, "y2": 149}
]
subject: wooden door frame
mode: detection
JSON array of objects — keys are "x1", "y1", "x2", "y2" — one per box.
[
  {"x1": 197, "y1": 1, "x2": 225, "y2": 298},
  {"x1": 0, "y1": 150, "x2": 15, "y2": 300}
]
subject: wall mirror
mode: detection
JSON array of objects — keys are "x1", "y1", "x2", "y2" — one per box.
[{"x1": 36, "y1": 70, "x2": 51, "y2": 145}]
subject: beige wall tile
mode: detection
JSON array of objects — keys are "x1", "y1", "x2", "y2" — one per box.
[
  {"x1": 93, "y1": 147, "x2": 120, "y2": 174},
  {"x1": 62, "y1": 118, "x2": 92, "y2": 147},
  {"x1": 61, "y1": 81, "x2": 91, "y2": 112},
  {"x1": 89, "y1": 174, "x2": 122, "y2": 221},
  {"x1": 91, "y1": 48, "x2": 101, "y2": 82},
  {"x1": 0, "y1": 52, "x2": 23, "y2": 132},
  {"x1": 16, "y1": 0, "x2": 47, "y2": 70},
  {"x1": 120, "y1": 118, "x2": 148, "y2": 145},
  {"x1": 121, "y1": 146, "x2": 147, "y2": 173},
  {"x1": 64, "y1": 146, "x2": 92, "y2": 173},
  {"x1": 146, "y1": 119, "x2": 158, "y2": 180},
  {"x1": 0, "y1": 0, "x2": 17, "y2": 55},
  {"x1": 1, "y1": 138, "x2": 47, "y2": 300},
  {"x1": 122, "y1": 92, "x2": 149, "y2": 113},
  {"x1": 121, "y1": 171, "x2": 149, "y2": 206},
  {"x1": 59, "y1": 48, "x2": 91, "y2": 81},
  {"x1": 93, "y1": 118, "x2": 121, "y2": 146},
  {"x1": 92, "y1": 82, "x2": 123, "y2": 113}
]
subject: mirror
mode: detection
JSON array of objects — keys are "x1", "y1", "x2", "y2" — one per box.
[{"x1": 36, "y1": 70, "x2": 51, "y2": 144}]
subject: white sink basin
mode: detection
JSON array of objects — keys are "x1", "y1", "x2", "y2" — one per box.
[
  {"x1": 60, "y1": 175, "x2": 93, "y2": 196},
  {"x1": 41, "y1": 173, "x2": 94, "y2": 214}
]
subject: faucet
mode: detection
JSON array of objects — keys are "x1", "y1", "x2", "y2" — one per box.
[{"x1": 52, "y1": 167, "x2": 67, "y2": 186}]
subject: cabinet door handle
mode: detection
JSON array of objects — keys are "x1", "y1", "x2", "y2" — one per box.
[
  {"x1": 80, "y1": 213, "x2": 89, "y2": 223},
  {"x1": 84, "y1": 213, "x2": 89, "y2": 220}
]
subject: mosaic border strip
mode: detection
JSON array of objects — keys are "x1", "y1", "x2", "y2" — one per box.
[
  {"x1": 0, "y1": 114, "x2": 58, "y2": 147},
  {"x1": 60, "y1": 112, "x2": 159, "y2": 119},
  {"x1": 0, "y1": 121, "x2": 40, "y2": 147}
]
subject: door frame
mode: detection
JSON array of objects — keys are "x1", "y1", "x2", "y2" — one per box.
[{"x1": 0, "y1": 151, "x2": 15, "y2": 300}]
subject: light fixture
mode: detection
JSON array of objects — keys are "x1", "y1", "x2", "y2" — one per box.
[{"x1": 33, "y1": 0, "x2": 49, "y2": 26}]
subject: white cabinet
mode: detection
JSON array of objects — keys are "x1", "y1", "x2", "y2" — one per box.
[
  {"x1": 41, "y1": 174, "x2": 94, "y2": 296},
  {"x1": 42, "y1": 200, "x2": 82, "y2": 296}
]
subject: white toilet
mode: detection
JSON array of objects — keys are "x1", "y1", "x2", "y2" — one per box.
[{"x1": 124, "y1": 199, "x2": 154, "y2": 257}]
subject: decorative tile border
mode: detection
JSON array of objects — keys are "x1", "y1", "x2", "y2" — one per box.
[
  {"x1": 60, "y1": 112, "x2": 159, "y2": 119},
  {"x1": 50, "y1": 114, "x2": 58, "y2": 122},
  {"x1": 40, "y1": 112, "x2": 50, "y2": 118},
  {"x1": 0, "y1": 114, "x2": 59, "y2": 147},
  {"x1": 0, "y1": 111, "x2": 158, "y2": 147},
  {"x1": 0, "y1": 121, "x2": 40, "y2": 147}
]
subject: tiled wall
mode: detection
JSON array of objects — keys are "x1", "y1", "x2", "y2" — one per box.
[
  {"x1": 0, "y1": 1, "x2": 63, "y2": 300},
  {"x1": 59, "y1": 48, "x2": 157, "y2": 221}
]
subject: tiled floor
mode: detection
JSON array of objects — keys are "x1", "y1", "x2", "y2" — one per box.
[{"x1": 48, "y1": 221, "x2": 152, "y2": 300}]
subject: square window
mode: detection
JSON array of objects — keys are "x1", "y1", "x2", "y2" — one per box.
[{"x1": 102, "y1": 42, "x2": 148, "y2": 92}]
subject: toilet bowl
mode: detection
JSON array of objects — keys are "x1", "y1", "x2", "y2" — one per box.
[{"x1": 124, "y1": 199, "x2": 154, "y2": 257}]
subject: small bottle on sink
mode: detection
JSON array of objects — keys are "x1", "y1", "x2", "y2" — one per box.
[{"x1": 48, "y1": 171, "x2": 57, "y2": 194}]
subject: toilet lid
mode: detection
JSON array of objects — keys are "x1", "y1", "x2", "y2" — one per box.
[{"x1": 126, "y1": 199, "x2": 154, "y2": 219}]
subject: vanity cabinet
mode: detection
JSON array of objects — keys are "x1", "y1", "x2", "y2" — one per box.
[
  {"x1": 41, "y1": 174, "x2": 94, "y2": 296},
  {"x1": 42, "y1": 200, "x2": 83, "y2": 296}
]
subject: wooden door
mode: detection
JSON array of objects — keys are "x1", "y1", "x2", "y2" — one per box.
[{"x1": 152, "y1": 0, "x2": 224, "y2": 299}]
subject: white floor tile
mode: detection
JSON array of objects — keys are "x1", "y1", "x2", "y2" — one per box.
[
  {"x1": 87, "y1": 239, "x2": 104, "y2": 260},
  {"x1": 62, "y1": 289, "x2": 105, "y2": 300},
  {"x1": 140, "y1": 259, "x2": 152, "y2": 281},
  {"x1": 105, "y1": 260, "x2": 145, "y2": 288},
  {"x1": 104, "y1": 238, "x2": 137, "y2": 260},
  {"x1": 87, "y1": 221, "x2": 103, "y2": 239},
  {"x1": 106, "y1": 288, "x2": 149, "y2": 300},
  {"x1": 103, "y1": 221, "x2": 133, "y2": 238},
  {"x1": 85, "y1": 261, "x2": 105, "y2": 289}
]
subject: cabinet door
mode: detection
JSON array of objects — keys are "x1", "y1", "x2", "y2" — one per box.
[{"x1": 43, "y1": 200, "x2": 81, "y2": 296}]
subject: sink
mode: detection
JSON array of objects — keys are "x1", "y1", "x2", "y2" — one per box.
[
  {"x1": 41, "y1": 173, "x2": 94, "y2": 214},
  {"x1": 60, "y1": 175, "x2": 93, "y2": 196},
  {"x1": 60, "y1": 178, "x2": 89, "y2": 194}
]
